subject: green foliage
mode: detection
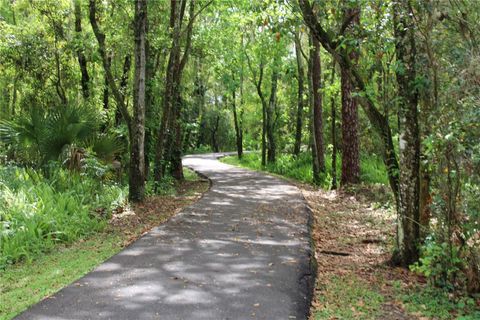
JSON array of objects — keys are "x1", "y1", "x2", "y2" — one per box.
[
  {"x1": 396, "y1": 283, "x2": 480, "y2": 320},
  {"x1": 0, "y1": 165, "x2": 127, "y2": 268},
  {"x1": 0, "y1": 105, "x2": 124, "y2": 165},
  {"x1": 411, "y1": 240, "x2": 463, "y2": 289}
]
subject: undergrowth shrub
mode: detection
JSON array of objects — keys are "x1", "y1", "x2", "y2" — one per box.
[{"x1": 0, "y1": 165, "x2": 127, "y2": 268}]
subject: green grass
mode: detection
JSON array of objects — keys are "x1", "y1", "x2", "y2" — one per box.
[
  {"x1": 221, "y1": 151, "x2": 388, "y2": 188},
  {"x1": 0, "y1": 234, "x2": 123, "y2": 320},
  {"x1": 313, "y1": 275, "x2": 385, "y2": 320}
]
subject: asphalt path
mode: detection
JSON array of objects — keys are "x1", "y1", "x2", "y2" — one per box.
[{"x1": 15, "y1": 153, "x2": 314, "y2": 320}]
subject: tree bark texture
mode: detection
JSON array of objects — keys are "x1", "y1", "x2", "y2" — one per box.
[
  {"x1": 293, "y1": 31, "x2": 305, "y2": 157},
  {"x1": 340, "y1": 6, "x2": 360, "y2": 185},
  {"x1": 312, "y1": 36, "x2": 326, "y2": 172},
  {"x1": 129, "y1": 0, "x2": 147, "y2": 202},
  {"x1": 267, "y1": 62, "x2": 278, "y2": 164},
  {"x1": 392, "y1": 0, "x2": 421, "y2": 266}
]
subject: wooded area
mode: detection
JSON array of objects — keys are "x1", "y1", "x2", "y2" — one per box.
[{"x1": 1, "y1": 0, "x2": 479, "y2": 318}]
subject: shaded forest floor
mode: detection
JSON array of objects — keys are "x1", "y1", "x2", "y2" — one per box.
[
  {"x1": 303, "y1": 185, "x2": 479, "y2": 320},
  {"x1": 0, "y1": 175, "x2": 209, "y2": 320}
]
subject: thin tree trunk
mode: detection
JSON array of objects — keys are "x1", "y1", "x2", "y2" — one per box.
[
  {"x1": 117, "y1": 55, "x2": 132, "y2": 125},
  {"x1": 11, "y1": 73, "x2": 17, "y2": 117},
  {"x1": 330, "y1": 64, "x2": 338, "y2": 190},
  {"x1": 267, "y1": 65, "x2": 278, "y2": 164},
  {"x1": 232, "y1": 86, "x2": 243, "y2": 159},
  {"x1": 211, "y1": 114, "x2": 220, "y2": 152},
  {"x1": 293, "y1": 30, "x2": 305, "y2": 157},
  {"x1": 307, "y1": 36, "x2": 321, "y2": 183},
  {"x1": 74, "y1": 0, "x2": 90, "y2": 99},
  {"x1": 53, "y1": 34, "x2": 67, "y2": 106},
  {"x1": 312, "y1": 36, "x2": 325, "y2": 172},
  {"x1": 129, "y1": 0, "x2": 147, "y2": 202},
  {"x1": 256, "y1": 63, "x2": 267, "y2": 166},
  {"x1": 103, "y1": 55, "x2": 111, "y2": 111},
  {"x1": 392, "y1": 0, "x2": 421, "y2": 266}
]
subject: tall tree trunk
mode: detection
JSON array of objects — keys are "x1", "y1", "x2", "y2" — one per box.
[
  {"x1": 261, "y1": 88, "x2": 267, "y2": 166},
  {"x1": 102, "y1": 55, "x2": 111, "y2": 111},
  {"x1": 267, "y1": 66, "x2": 278, "y2": 164},
  {"x1": 232, "y1": 87, "x2": 243, "y2": 159},
  {"x1": 330, "y1": 64, "x2": 338, "y2": 190},
  {"x1": 392, "y1": 0, "x2": 421, "y2": 266},
  {"x1": 312, "y1": 36, "x2": 325, "y2": 172},
  {"x1": 238, "y1": 34, "x2": 245, "y2": 159},
  {"x1": 211, "y1": 114, "x2": 220, "y2": 153},
  {"x1": 74, "y1": 0, "x2": 90, "y2": 100},
  {"x1": 307, "y1": 36, "x2": 321, "y2": 183},
  {"x1": 129, "y1": 0, "x2": 147, "y2": 202},
  {"x1": 53, "y1": 34, "x2": 67, "y2": 106},
  {"x1": 154, "y1": 0, "x2": 184, "y2": 186},
  {"x1": 293, "y1": 30, "x2": 305, "y2": 157},
  {"x1": 117, "y1": 55, "x2": 132, "y2": 125},
  {"x1": 256, "y1": 63, "x2": 267, "y2": 166},
  {"x1": 169, "y1": 0, "x2": 197, "y2": 180},
  {"x1": 11, "y1": 73, "x2": 17, "y2": 117},
  {"x1": 340, "y1": 7, "x2": 360, "y2": 186}
]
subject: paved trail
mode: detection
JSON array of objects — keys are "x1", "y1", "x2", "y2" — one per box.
[{"x1": 16, "y1": 154, "x2": 314, "y2": 320}]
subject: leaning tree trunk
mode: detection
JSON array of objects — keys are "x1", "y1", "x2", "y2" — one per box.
[
  {"x1": 293, "y1": 31, "x2": 305, "y2": 157},
  {"x1": 392, "y1": 0, "x2": 421, "y2": 266},
  {"x1": 311, "y1": 35, "x2": 326, "y2": 172},
  {"x1": 129, "y1": 0, "x2": 147, "y2": 202},
  {"x1": 340, "y1": 6, "x2": 361, "y2": 186}
]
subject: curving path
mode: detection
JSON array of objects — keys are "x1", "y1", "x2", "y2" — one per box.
[{"x1": 15, "y1": 153, "x2": 314, "y2": 320}]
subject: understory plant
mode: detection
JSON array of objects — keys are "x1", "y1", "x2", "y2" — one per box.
[{"x1": 0, "y1": 164, "x2": 127, "y2": 268}]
